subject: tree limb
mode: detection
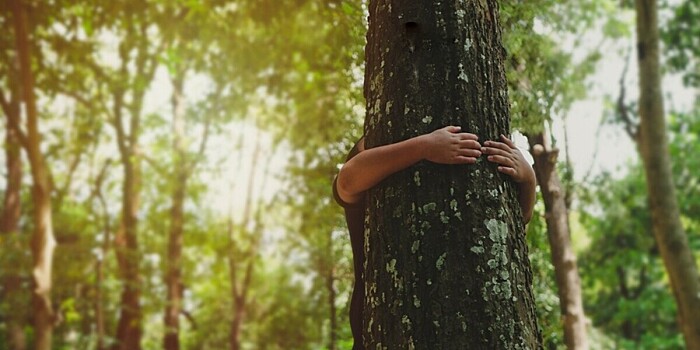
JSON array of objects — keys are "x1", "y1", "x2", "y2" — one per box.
[{"x1": 617, "y1": 46, "x2": 639, "y2": 141}]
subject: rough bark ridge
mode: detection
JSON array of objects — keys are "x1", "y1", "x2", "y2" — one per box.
[
  {"x1": 11, "y1": 0, "x2": 57, "y2": 348},
  {"x1": 635, "y1": 1, "x2": 700, "y2": 348},
  {"x1": 363, "y1": 1, "x2": 542, "y2": 348},
  {"x1": 528, "y1": 133, "x2": 588, "y2": 350}
]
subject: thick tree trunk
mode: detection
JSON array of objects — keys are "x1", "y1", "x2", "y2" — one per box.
[
  {"x1": 528, "y1": 132, "x2": 588, "y2": 350},
  {"x1": 363, "y1": 1, "x2": 542, "y2": 348},
  {"x1": 635, "y1": 1, "x2": 700, "y2": 348},
  {"x1": 11, "y1": 1, "x2": 57, "y2": 349},
  {"x1": 164, "y1": 74, "x2": 187, "y2": 350},
  {"x1": 0, "y1": 61, "x2": 26, "y2": 350}
]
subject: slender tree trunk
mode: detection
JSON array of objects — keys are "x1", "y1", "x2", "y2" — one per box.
[
  {"x1": 91, "y1": 160, "x2": 112, "y2": 350},
  {"x1": 0, "y1": 59, "x2": 26, "y2": 350},
  {"x1": 111, "y1": 85, "x2": 144, "y2": 350},
  {"x1": 11, "y1": 0, "x2": 57, "y2": 348},
  {"x1": 528, "y1": 132, "x2": 588, "y2": 350},
  {"x1": 164, "y1": 74, "x2": 187, "y2": 350},
  {"x1": 109, "y1": 17, "x2": 162, "y2": 347},
  {"x1": 326, "y1": 241, "x2": 337, "y2": 350},
  {"x1": 112, "y1": 153, "x2": 142, "y2": 350},
  {"x1": 363, "y1": 1, "x2": 541, "y2": 348},
  {"x1": 228, "y1": 136, "x2": 261, "y2": 350},
  {"x1": 635, "y1": 1, "x2": 700, "y2": 348}
]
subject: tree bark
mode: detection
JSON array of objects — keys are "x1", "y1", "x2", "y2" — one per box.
[
  {"x1": 10, "y1": 0, "x2": 57, "y2": 348},
  {"x1": 363, "y1": 1, "x2": 542, "y2": 348},
  {"x1": 635, "y1": 1, "x2": 700, "y2": 348},
  {"x1": 528, "y1": 132, "x2": 588, "y2": 350},
  {"x1": 164, "y1": 73, "x2": 187, "y2": 350},
  {"x1": 0, "y1": 55, "x2": 26, "y2": 350}
]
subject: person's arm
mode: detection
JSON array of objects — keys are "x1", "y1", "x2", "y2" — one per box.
[
  {"x1": 336, "y1": 126, "x2": 481, "y2": 204},
  {"x1": 481, "y1": 134, "x2": 536, "y2": 223}
]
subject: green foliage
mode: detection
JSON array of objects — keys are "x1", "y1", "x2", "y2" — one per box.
[
  {"x1": 579, "y1": 166, "x2": 684, "y2": 349},
  {"x1": 577, "y1": 109, "x2": 700, "y2": 349},
  {"x1": 662, "y1": 0, "x2": 700, "y2": 87},
  {"x1": 3, "y1": 0, "x2": 698, "y2": 348},
  {"x1": 500, "y1": 0, "x2": 604, "y2": 132}
]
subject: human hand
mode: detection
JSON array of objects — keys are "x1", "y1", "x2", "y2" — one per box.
[
  {"x1": 421, "y1": 126, "x2": 481, "y2": 164},
  {"x1": 481, "y1": 134, "x2": 535, "y2": 184}
]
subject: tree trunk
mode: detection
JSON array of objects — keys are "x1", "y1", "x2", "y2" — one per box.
[
  {"x1": 111, "y1": 87, "x2": 143, "y2": 350},
  {"x1": 326, "y1": 241, "x2": 338, "y2": 350},
  {"x1": 112, "y1": 156, "x2": 142, "y2": 350},
  {"x1": 164, "y1": 73, "x2": 187, "y2": 350},
  {"x1": 363, "y1": 1, "x2": 542, "y2": 348},
  {"x1": 91, "y1": 160, "x2": 112, "y2": 350},
  {"x1": 0, "y1": 51, "x2": 26, "y2": 350},
  {"x1": 635, "y1": 1, "x2": 700, "y2": 348},
  {"x1": 228, "y1": 136, "x2": 261, "y2": 350},
  {"x1": 11, "y1": 1, "x2": 57, "y2": 348},
  {"x1": 528, "y1": 132, "x2": 588, "y2": 350}
]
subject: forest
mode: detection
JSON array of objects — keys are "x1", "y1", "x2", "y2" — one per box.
[{"x1": 0, "y1": 0, "x2": 699, "y2": 349}]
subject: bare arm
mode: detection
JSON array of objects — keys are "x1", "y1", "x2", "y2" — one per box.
[
  {"x1": 336, "y1": 126, "x2": 481, "y2": 204},
  {"x1": 481, "y1": 134, "x2": 536, "y2": 223}
]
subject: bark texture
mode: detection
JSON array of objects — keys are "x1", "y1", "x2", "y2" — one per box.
[
  {"x1": 528, "y1": 133, "x2": 588, "y2": 350},
  {"x1": 363, "y1": 1, "x2": 542, "y2": 348},
  {"x1": 11, "y1": 0, "x2": 57, "y2": 348},
  {"x1": 635, "y1": 1, "x2": 700, "y2": 348}
]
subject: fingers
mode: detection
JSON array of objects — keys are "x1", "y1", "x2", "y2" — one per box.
[
  {"x1": 458, "y1": 139, "x2": 481, "y2": 149},
  {"x1": 457, "y1": 148, "x2": 482, "y2": 158},
  {"x1": 445, "y1": 125, "x2": 462, "y2": 133},
  {"x1": 486, "y1": 154, "x2": 515, "y2": 167},
  {"x1": 458, "y1": 132, "x2": 478, "y2": 141},
  {"x1": 454, "y1": 155, "x2": 478, "y2": 164},
  {"x1": 499, "y1": 134, "x2": 516, "y2": 148},
  {"x1": 497, "y1": 166, "x2": 516, "y2": 176},
  {"x1": 481, "y1": 145, "x2": 513, "y2": 159},
  {"x1": 483, "y1": 140, "x2": 513, "y2": 152}
]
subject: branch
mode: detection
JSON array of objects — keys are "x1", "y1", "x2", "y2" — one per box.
[
  {"x1": 617, "y1": 46, "x2": 639, "y2": 141},
  {"x1": 0, "y1": 88, "x2": 11, "y2": 117},
  {"x1": 180, "y1": 309, "x2": 197, "y2": 330},
  {"x1": 0, "y1": 88, "x2": 30, "y2": 150},
  {"x1": 227, "y1": 218, "x2": 240, "y2": 300},
  {"x1": 616, "y1": 266, "x2": 630, "y2": 299},
  {"x1": 55, "y1": 151, "x2": 83, "y2": 208},
  {"x1": 141, "y1": 153, "x2": 168, "y2": 175},
  {"x1": 185, "y1": 113, "x2": 212, "y2": 177}
]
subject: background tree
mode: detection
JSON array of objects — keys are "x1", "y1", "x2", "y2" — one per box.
[
  {"x1": 10, "y1": 0, "x2": 59, "y2": 348},
  {"x1": 633, "y1": 0, "x2": 700, "y2": 347}
]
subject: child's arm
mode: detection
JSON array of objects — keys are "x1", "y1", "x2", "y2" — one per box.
[
  {"x1": 481, "y1": 134, "x2": 537, "y2": 223},
  {"x1": 336, "y1": 126, "x2": 481, "y2": 204}
]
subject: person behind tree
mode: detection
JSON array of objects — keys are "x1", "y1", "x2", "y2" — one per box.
[{"x1": 332, "y1": 125, "x2": 536, "y2": 350}]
